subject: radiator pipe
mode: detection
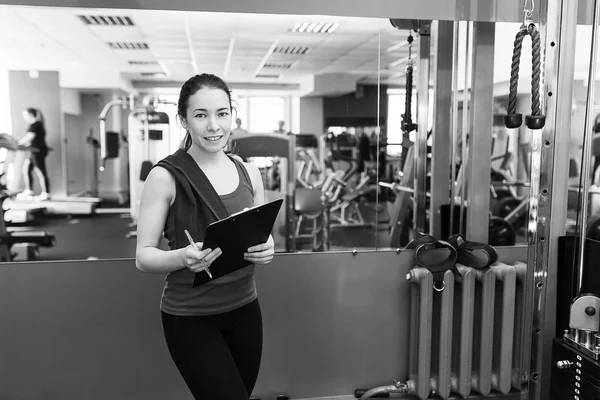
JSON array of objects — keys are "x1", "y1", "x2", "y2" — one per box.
[{"x1": 356, "y1": 381, "x2": 409, "y2": 399}]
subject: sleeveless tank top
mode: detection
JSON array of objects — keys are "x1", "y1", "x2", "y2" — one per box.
[{"x1": 159, "y1": 155, "x2": 257, "y2": 316}]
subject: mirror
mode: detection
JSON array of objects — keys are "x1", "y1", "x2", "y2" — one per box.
[
  {"x1": 0, "y1": 5, "x2": 390, "y2": 261},
  {"x1": 372, "y1": 19, "x2": 551, "y2": 249}
]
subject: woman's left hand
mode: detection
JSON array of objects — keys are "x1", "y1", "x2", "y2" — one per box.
[{"x1": 244, "y1": 235, "x2": 275, "y2": 265}]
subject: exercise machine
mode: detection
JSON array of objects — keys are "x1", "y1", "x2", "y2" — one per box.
[
  {"x1": 99, "y1": 95, "x2": 175, "y2": 237},
  {"x1": 0, "y1": 133, "x2": 102, "y2": 216},
  {"x1": 0, "y1": 135, "x2": 55, "y2": 259},
  {"x1": 231, "y1": 133, "x2": 293, "y2": 252}
]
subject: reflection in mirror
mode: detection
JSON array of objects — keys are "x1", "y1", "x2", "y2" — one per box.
[
  {"x1": 374, "y1": 20, "x2": 541, "y2": 250},
  {"x1": 564, "y1": 23, "x2": 600, "y2": 243},
  {"x1": 373, "y1": 19, "x2": 422, "y2": 250},
  {"x1": 0, "y1": 5, "x2": 394, "y2": 261}
]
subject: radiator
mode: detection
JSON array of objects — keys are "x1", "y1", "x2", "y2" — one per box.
[{"x1": 406, "y1": 262, "x2": 527, "y2": 399}]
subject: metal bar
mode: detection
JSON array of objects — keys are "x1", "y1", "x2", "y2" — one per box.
[
  {"x1": 450, "y1": 21, "x2": 461, "y2": 237},
  {"x1": 465, "y1": 21, "x2": 495, "y2": 242},
  {"x1": 525, "y1": 1, "x2": 578, "y2": 400},
  {"x1": 576, "y1": 0, "x2": 600, "y2": 296},
  {"x1": 414, "y1": 23, "x2": 431, "y2": 234},
  {"x1": 287, "y1": 134, "x2": 296, "y2": 252},
  {"x1": 459, "y1": 22, "x2": 471, "y2": 235},
  {"x1": 430, "y1": 21, "x2": 454, "y2": 239}
]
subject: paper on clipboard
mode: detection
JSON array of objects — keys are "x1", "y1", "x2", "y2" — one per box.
[{"x1": 193, "y1": 198, "x2": 283, "y2": 287}]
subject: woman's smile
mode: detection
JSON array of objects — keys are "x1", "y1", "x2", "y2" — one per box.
[{"x1": 203, "y1": 135, "x2": 224, "y2": 143}]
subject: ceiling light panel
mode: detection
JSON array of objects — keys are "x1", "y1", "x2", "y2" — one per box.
[
  {"x1": 109, "y1": 42, "x2": 149, "y2": 50},
  {"x1": 128, "y1": 60, "x2": 159, "y2": 65},
  {"x1": 78, "y1": 15, "x2": 134, "y2": 26},
  {"x1": 262, "y1": 61, "x2": 296, "y2": 70},
  {"x1": 255, "y1": 74, "x2": 281, "y2": 79},
  {"x1": 272, "y1": 45, "x2": 310, "y2": 55},
  {"x1": 291, "y1": 22, "x2": 338, "y2": 34}
]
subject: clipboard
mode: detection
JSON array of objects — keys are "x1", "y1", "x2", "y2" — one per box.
[{"x1": 193, "y1": 198, "x2": 284, "y2": 287}]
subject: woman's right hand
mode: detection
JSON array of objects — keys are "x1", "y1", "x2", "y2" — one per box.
[{"x1": 181, "y1": 243, "x2": 222, "y2": 273}]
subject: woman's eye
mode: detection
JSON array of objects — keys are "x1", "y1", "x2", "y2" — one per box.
[
  {"x1": 195, "y1": 114, "x2": 206, "y2": 118},
  {"x1": 218, "y1": 112, "x2": 229, "y2": 118}
]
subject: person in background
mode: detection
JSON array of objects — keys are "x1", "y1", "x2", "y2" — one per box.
[
  {"x1": 135, "y1": 73, "x2": 275, "y2": 400},
  {"x1": 231, "y1": 117, "x2": 249, "y2": 136},
  {"x1": 273, "y1": 120, "x2": 286, "y2": 134},
  {"x1": 17, "y1": 107, "x2": 50, "y2": 201}
]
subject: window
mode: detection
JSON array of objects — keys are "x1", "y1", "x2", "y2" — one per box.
[
  {"x1": 248, "y1": 96, "x2": 285, "y2": 133},
  {"x1": 387, "y1": 90, "x2": 416, "y2": 156}
]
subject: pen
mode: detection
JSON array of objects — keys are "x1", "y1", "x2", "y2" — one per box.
[{"x1": 184, "y1": 229, "x2": 212, "y2": 279}]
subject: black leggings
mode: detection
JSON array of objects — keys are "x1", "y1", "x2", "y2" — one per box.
[
  {"x1": 26, "y1": 152, "x2": 49, "y2": 192},
  {"x1": 161, "y1": 299, "x2": 263, "y2": 400}
]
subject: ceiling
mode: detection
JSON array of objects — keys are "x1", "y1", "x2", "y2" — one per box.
[
  {"x1": 0, "y1": 5, "x2": 418, "y2": 94},
  {"x1": 0, "y1": 4, "x2": 597, "y2": 98}
]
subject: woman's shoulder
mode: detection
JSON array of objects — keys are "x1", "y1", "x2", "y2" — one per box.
[
  {"x1": 145, "y1": 165, "x2": 176, "y2": 196},
  {"x1": 28, "y1": 121, "x2": 43, "y2": 131}
]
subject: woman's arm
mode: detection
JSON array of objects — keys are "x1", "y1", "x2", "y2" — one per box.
[
  {"x1": 135, "y1": 166, "x2": 221, "y2": 273},
  {"x1": 243, "y1": 162, "x2": 275, "y2": 264},
  {"x1": 18, "y1": 132, "x2": 35, "y2": 146}
]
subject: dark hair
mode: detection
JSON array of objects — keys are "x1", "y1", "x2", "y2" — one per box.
[
  {"x1": 25, "y1": 107, "x2": 44, "y2": 124},
  {"x1": 177, "y1": 73, "x2": 233, "y2": 151}
]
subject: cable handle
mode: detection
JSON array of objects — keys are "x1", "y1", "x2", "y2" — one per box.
[{"x1": 504, "y1": 18, "x2": 546, "y2": 131}]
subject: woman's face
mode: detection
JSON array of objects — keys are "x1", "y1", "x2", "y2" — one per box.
[
  {"x1": 184, "y1": 88, "x2": 232, "y2": 154},
  {"x1": 22, "y1": 111, "x2": 35, "y2": 124}
]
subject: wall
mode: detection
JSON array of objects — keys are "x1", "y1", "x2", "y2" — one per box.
[
  {"x1": 0, "y1": 248, "x2": 528, "y2": 400},
  {"x1": 299, "y1": 97, "x2": 324, "y2": 135},
  {"x1": 60, "y1": 88, "x2": 82, "y2": 116},
  {"x1": 8, "y1": 70, "x2": 64, "y2": 195}
]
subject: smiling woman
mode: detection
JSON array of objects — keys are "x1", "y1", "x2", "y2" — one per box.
[{"x1": 135, "y1": 73, "x2": 274, "y2": 400}]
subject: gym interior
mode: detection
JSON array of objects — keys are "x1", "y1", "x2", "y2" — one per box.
[{"x1": 0, "y1": 0, "x2": 599, "y2": 399}]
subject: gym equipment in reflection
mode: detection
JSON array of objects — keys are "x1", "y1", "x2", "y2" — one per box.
[
  {"x1": 0, "y1": 131, "x2": 102, "y2": 216},
  {"x1": 99, "y1": 95, "x2": 174, "y2": 237},
  {"x1": 230, "y1": 133, "x2": 292, "y2": 253},
  {"x1": 291, "y1": 131, "x2": 380, "y2": 251},
  {"x1": 0, "y1": 135, "x2": 55, "y2": 260}
]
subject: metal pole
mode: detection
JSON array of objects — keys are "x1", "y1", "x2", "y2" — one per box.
[
  {"x1": 430, "y1": 21, "x2": 455, "y2": 239},
  {"x1": 459, "y1": 22, "x2": 472, "y2": 235},
  {"x1": 465, "y1": 22, "x2": 495, "y2": 242},
  {"x1": 576, "y1": 0, "x2": 600, "y2": 297},
  {"x1": 414, "y1": 23, "x2": 431, "y2": 234},
  {"x1": 525, "y1": 0, "x2": 578, "y2": 399},
  {"x1": 449, "y1": 21, "x2": 460, "y2": 237}
]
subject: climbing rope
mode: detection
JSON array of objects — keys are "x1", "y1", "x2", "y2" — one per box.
[
  {"x1": 505, "y1": 0, "x2": 546, "y2": 130},
  {"x1": 402, "y1": 33, "x2": 417, "y2": 134}
]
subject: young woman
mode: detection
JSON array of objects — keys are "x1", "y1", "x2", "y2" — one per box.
[
  {"x1": 18, "y1": 108, "x2": 50, "y2": 200},
  {"x1": 135, "y1": 73, "x2": 275, "y2": 400}
]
